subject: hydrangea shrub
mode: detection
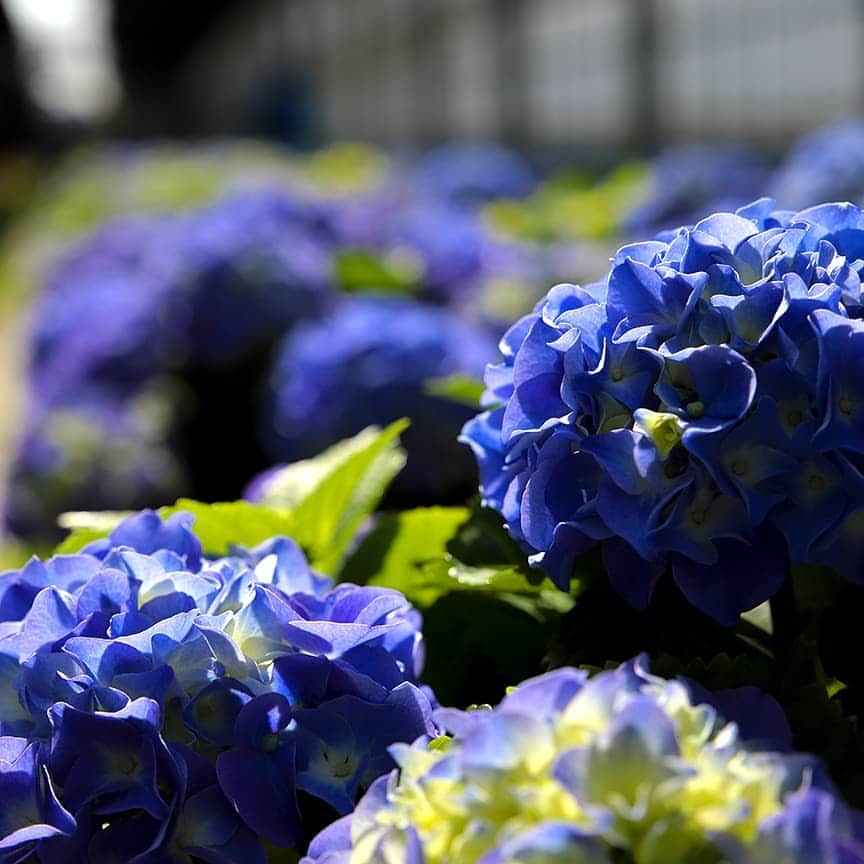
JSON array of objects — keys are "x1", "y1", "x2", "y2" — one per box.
[
  {"x1": 6, "y1": 143, "x2": 569, "y2": 540},
  {"x1": 265, "y1": 295, "x2": 498, "y2": 500},
  {"x1": 303, "y1": 657, "x2": 864, "y2": 863},
  {"x1": 0, "y1": 509, "x2": 434, "y2": 860},
  {"x1": 462, "y1": 199, "x2": 864, "y2": 623},
  {"x1": 770, "y1": 119, "x2": 864, "y2": 212}
]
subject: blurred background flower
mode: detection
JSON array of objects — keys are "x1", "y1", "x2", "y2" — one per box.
[{"x1": 1, "y1": 0, "x2": 864, "y2": 552}]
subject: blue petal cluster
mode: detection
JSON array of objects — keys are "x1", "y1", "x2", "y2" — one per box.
[
  {"x1": 0, "y1": 509, "x2": 434, "y2": 860},
  {"x1": 31, "y1": 188, "x2": 333, "y2": 389},
  {"x1": 413, "y1": 143, "x2": 536, "y2": 207},
  {"x1": 6, "y1": 389, "x2": 184, "y2": 538},
  {"x1": 462, "y1": 199, "x2": 864, "y2": 623},
  {"x1": 264, "y1": 295, "x2": 499, "y2": 498},
  {"x1": 623, "y1": 145, "x2": 769, "y2": 237},
  {"x1": 8, "y1": 187, "x2": 335, "y2": 534},
  {"x1": 302, "y1": 657, "x2": 864, "y2": 864},
  {"x1": 770, "y1": 119, "x2": 864, "y2": 212},
  {"x1": 9, "y1": 145, "x2": 566, "y2": 537}
]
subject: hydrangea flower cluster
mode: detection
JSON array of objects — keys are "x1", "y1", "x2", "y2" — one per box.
[
  {"x1": 31, "y1": 188, "x2": 333, "y2": 391},
  {"x1": 412, "y1": 143, "x2": 536, "y2": 207},
  {"x1": 0, "y1": 509, "x2": 434, "y2": 861},
  {"x1": 770, "y1": 119, "x2": 864, "y2": 212},
  {"x1": 462, "y1": 199, "x2": 864, "y2": 623},
  {"x1": 623, "y1": 145, "x2": 769, "y2": 237},
  {"x1": 265, "y1": 295, "x2": 499, "y2": 499},
  {"x1": 8, "y1": 144, "x2": 567, "y2": 538},
  {"x1": 5, "y1": 388, "x2": 184, "y2": 539},
  {"x1": 303, "y1": 657, "x2": 864, "y2": 864},
  {"x1": 6, "y1": 187, "x2": 336, "y2": 535}
]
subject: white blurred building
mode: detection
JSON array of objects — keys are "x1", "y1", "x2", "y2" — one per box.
[{"x1": 176, "y1": 0, "x2": 864, "y2": 150}]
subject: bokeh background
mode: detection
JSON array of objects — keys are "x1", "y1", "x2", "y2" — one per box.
[{"x1": 3, "y1": 0, "x2": 864, "y2": 560}]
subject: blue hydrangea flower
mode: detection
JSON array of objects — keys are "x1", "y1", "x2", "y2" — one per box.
[
  {"x1": 462, "y1": 200, "x2": 864, "y2": 623},
  {"x1": 770, "y1": 119, "x2": 864, "y2": 212},
  {"x1": 171, "y1": 188, "x2": 335, "y2": 366},
  {"x1": 28, "y1": 218, "x2": 186, "y2": 405},
  {"x1": 0, "y1": 509, "x2": 434, "y2": 859},
  {"x1": 7, "y1": 185, "x2": 338, "y2": 536},
  {"x1": 264, "y1": 295, "x2": 499, "y2": 500},
  {"x1": 301, "y1": 657, "x2": 864, "y2": 864},
  {"x1": 623, "y1": 145, "x2": 769, "y2": 237},
  {"x1": 4, "y1": 387, "x2": 184, "y2": 539},
  {"x1": 30, "y1": 187, "x2": 333, "y2": 393},
  {"x1": 413, "y1": 143, "x2": 536, "y2": 207}
]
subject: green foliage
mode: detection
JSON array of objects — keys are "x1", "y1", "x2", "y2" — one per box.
[
  {"x1": 54, "y1": 421, "x2": 408, "y2": 576},
  {"x1": 164, "y1": 500, "x2": 293, "y2": 556},
  {"x1": 253, "y1": 423, "x2": 405, "y2": 512},
  {"x1": 281, "y1": 420, "x2": 408, "y2": 575},
  {"x1": 332, "y1": 248, "x2": 421, "y2": 296},
  {"x1": 340, "y1": 506, "x2": 468, "y2": 593},
  {"x1": 340, "y1": 500, "x2": 578, "y2": 707},
  {"x1": 54, "y1": 501, "x2": 292, "y2": 557},
  {"x1": 423, "y1": 374, "x2": 485, "y2": 408},
  {"x1": 484, "y1": 162, "x2": 649, "y2": 243},
  {"x1": 340, "y1": 502, "x2": 568, "y2": 612},
  {"x1": 421, "y1": 592, "x2": 553, "y2": 708}
]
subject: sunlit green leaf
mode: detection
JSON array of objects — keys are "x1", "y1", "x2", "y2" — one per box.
[{"x1": 424, "y1": 374, "x2": 485, "y2": 408}]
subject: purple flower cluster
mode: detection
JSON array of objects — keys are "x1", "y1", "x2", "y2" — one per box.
[
  {"x1": 0, "y1": 510, "x2": 434, "y2": 860},
  {"x1": 462, "y1": 199, "x2": 864, "y2": 623},
  {"x1": 31, "y1": 188, "x2": 333, "y2": 391}
]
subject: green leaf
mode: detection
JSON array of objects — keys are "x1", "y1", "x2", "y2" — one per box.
[
  {"x1": 401, "y1": 558, "x2": 564, "y2": 612},
  {"x1": 423, "y1": 374, "x2": 485, "y2": 408},
  {"x1": 420, "y1": 592, "x2": 552, "y2": 707},
  {"x1": 54, "y1": 423, "x2": 408, "y2": 571},
  {"x1": 55, "y1": 501, "x2": 293, "y2": 557},
  {"x1": 160, "y1": 499, "x2": 293, "y2": 556},
  {"x1": 254, "y1": 424, "x2": 404, "y2": 510},
  {"x1": 340, "y1": 506, "x2": 468, "y2": 588},
  {"x1": 445, "y1": 499, "x2": 529, "y2": 568},
  {"x1": 333, "y1": 248, "x2": 420, "y2": 296},
  {"x1": 284, "y1": 420, "x2": 408, "y2": 575},
  {"x1": 341, "y1": 505, "x2": 570, "y2": 613}
]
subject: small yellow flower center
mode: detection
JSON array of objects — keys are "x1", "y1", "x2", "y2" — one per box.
[{"x1": 633, "y1": 409, "x2": 683, "y2": 460}]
